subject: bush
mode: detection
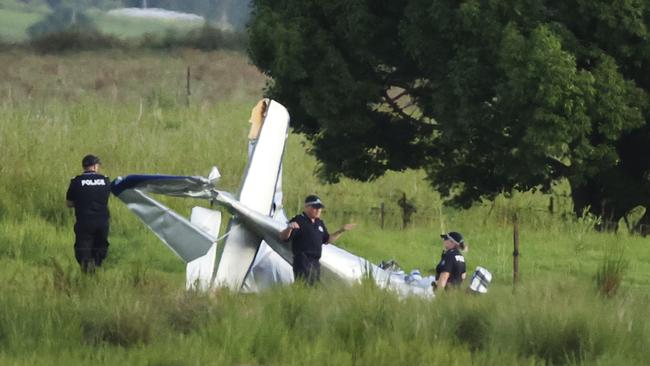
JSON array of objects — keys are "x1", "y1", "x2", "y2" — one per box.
[
  {"x1": 186, "y1": 25, "x2": 248, "y2": 51},
  {"x1": 27, "y1": 7, "x2": 96, "y2": 37},
  {"x1": 29, "y1": 29, "x2": 124, "y2": 53},
  {"x1": 0, "y1": 36, "x2": 10, "y2": 50},
  {"x1": 139, "y1": 24, "x2": 247, "y2": 51},
  {"x1": 21, "y1": 20, "x2": 246, "y2": 53}
]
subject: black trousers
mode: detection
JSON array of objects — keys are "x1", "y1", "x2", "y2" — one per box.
[
  {"x1": 74, "y1": 220, "x2": 109, "y2": 271},
  {"x1": 293, "y1": 253, "x2": 321, "y2": 286}
]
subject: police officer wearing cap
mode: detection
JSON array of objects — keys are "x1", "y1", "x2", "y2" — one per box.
[
  {"x1": 435, "y1": 231, "x2": 467, "y2": 291},
  {"x1": 66, "y1": 154, "x2": 111, "y2": 273},
  {"x1": 280, "y1": 195, "x2": 356, "y2": 285}
]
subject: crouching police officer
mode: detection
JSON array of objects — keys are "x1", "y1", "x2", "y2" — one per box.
[
  {"x1": 434, "y1": 231, "x2": 467, "y2": 292},
  {"x1": 66, "y1": 154, "x2": 111, "y2": 273}
]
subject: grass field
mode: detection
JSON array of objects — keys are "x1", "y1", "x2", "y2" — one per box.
[{"x1": 0, "y1": 50, "x2": 649, "y2": 364}]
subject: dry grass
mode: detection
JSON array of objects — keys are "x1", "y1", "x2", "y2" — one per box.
[{"x1": 0, "y1": 49, "x2": 266, "y2": 105}]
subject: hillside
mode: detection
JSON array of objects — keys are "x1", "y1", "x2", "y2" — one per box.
[
  {"x1": 0, "y1": 0, "x2": 251, "y2": 42},
  {"x1": 0, "y1": 6, "x2": 205, "y2": 42}
]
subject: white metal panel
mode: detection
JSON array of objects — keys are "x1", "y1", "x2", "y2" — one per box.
[
  {"x1": 189, "y1": 206, "x2": 221, "y2": 237},
  {"x1": 186, "y1": 207, "x2": 221, "y2": 290},
  {"x1": 186, "y1": 244, "x2": 217, "y2": 290},
  {"x1": 116, "y1": 189, "x2": 215, "y2": 262},
  {"x1": 241, "y1": 242, "x2": 294, "y2": 292}
]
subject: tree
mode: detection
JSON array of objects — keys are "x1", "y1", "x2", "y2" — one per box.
[
  {"x1": 28, "y1": 2, "x2": 97, "y2": 36},
  {"x1": 248, "y1": 0, "x2": 650, "y2": 233}
]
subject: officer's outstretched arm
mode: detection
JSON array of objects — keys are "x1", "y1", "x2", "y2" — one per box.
[{"x1": 329, "y1": 223, "x2": 357, "y2": 243}]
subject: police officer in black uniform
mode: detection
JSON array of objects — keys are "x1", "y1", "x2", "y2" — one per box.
[
  {"x1": 66, "y1": 154, "x2": 111, "y2": 273},
  {"x1": 280, "y1": 195, "x2": 356, "y2": 285},
  {"x1": 435, "y1": 231, "x2": 467, "y2": 292}
]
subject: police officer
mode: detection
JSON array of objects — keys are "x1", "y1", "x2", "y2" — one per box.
[
  {"x1": 280, "y1": 195, "x2": 356, "y2": 285},
  {"x1": 435, "y1": 231, "x2": 467, "y2": 292},
  {"x1": 66, "y1": 154, "x2": 111, "y2": 273}
]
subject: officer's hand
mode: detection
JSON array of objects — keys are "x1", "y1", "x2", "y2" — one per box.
[
  {"x1": 342, "y1": 223, "x2": 357, "y2": 232},
  {"x1": 289, "y1": 222, "x2": 300, "y2": 230}
]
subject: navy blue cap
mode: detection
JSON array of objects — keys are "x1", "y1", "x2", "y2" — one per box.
[
  {"x1": 304, "y1": 194, "x2": 324, "y2": 208},
  {"x1": 440, "y1": 232, "x2": 464, "y2": 245}
]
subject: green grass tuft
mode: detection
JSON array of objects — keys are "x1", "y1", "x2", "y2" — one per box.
[
  {"x1": 595, "y1": 247, "x2": 629, "y2": 298},
  {"x1": 80, "y1": 307, "x2": 154, "y2": 347}
]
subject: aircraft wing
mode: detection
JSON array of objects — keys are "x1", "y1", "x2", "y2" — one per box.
[
  {"x1": 111, "y1": 174, "x2": 214, "y2": 199},
  {"x1": 111, "y1": 175, "x2": 217, "y2": 262},
  {"x1": 212, "y1": 99, "x2": 290, "y2": 289}
]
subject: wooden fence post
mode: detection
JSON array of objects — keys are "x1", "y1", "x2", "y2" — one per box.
[
  {"x1": 513, "y1": 214, "x2": 520, "y2": 288},
  {"x1": 186, "y1": 66, "x2": 191, "y2": 107}
]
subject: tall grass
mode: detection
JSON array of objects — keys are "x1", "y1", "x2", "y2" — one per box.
[
  {"x1": 1, "y1": 50, "x2": 649, "y2": 364},
  {"x1": 595, "y1": 246, "x2": 629, "y2": 298},
  {"x1": 0, "y1": 270, "x2": 648, "y2": 365}
]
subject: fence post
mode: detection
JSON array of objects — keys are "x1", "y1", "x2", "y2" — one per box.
[
  {"x1": 513, "y1": 214, "x2": 520, "y2": 288},
  {"x1": 186, "y1": 66, "x2": 191, "y2": 107},
  {"x1": 380, "y1": 202, "x2": 385, "y2": 230}
]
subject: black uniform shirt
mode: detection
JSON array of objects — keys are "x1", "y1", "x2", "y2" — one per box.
[
  {"x1": 288, "y1": 213, "x2": 330, "y2": 259},
  {"x1": 66, "y1": 172, "x2": 111, "y2": 222},
  {"x1": 436, "y1": 248, "x2": 466, "y2": 287}
]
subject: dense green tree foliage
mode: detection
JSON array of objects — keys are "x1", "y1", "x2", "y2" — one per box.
[{"x1": 248, "y1": 0, "x2": 650, "y2": 232}]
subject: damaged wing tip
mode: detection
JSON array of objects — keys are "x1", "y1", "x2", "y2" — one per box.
[{"x1": 208, "y1": 166, "x2": 221, "y2": 185}]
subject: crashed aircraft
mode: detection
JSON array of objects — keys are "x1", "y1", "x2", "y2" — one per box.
[{"x1": 111, "y1": 99, "x2": 475, "y2": 298}]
